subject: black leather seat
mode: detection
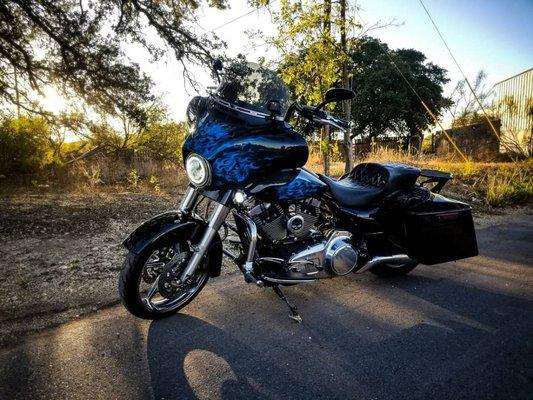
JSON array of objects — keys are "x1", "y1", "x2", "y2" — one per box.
[
  {"x1": 319, "y1": 174, "x2": 384, "y2": 207},
  {"x1": 319, "y1": 163, "x2": 421, "y2": 208}
]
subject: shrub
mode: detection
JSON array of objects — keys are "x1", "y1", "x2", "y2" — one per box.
[
  {"x1": 149, "y1": 175, "x2": 160, "y2": 193},
  {"x1": 0, "y1": 116, "x2": 52, "y2": 174},
  {"x1": 127, "y1": 168, "x2": 140, "y2": 190}
]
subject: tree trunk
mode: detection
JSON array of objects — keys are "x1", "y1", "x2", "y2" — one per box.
[
  {"x1": 322, "y1": 126, "x2": 330, "y2": 175},
  {"x1": 323, "y1": 0, "x2": 331, "y2": 35},
  {"x1": 322, "y1": 0, "x2": 332, "y2": 174},
  {"x1": 340, "y1": 0, "x2": 353, "y2": 173}
]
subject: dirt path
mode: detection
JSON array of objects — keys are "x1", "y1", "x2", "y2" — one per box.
[
  {"x1": 0, "y1": 192, "x2": 186, "y2": 344},
  {"x1": 0, "y1": 191, "x2": 530, "y2": 346}
]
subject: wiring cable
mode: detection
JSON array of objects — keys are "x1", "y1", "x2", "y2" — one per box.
[{"x1": 418, "y1": 0, "x2": 502, "y2": 145}]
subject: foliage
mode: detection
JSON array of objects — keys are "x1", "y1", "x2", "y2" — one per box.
[
  {"x1": 79, "y1": 164, "x2": 103, "y2": 187},
  {"x1": 348, "y1": 37, "x2": 451, "y2": 140},
  {"x1": 0, "y1": 0, "x2": 227, "y2": 122},
  {"x1": 494, "y1": 95, "x2": 533, "y2": 157},
  {"x1": 272, "y1": 0, "x2": 355, "y2": 105},
  {"x1": 127, "y1": 168, "x2": 140, "y2": 190},
  {"x1": 450, "y1": 70, "x2": 495, "y2": 128},
  {"x1": 85, "y1": 101, "x2": 187, "y2": 162},
  {"x1": 149, "y1": 175, "x2": 160, "y2": 193},
  {"x1": 137, "y1": 121, "x2": 187, "y2": 162},
  {"x1": 270, "y1": 0, "x2": 357, "y2": 174},
  {"x1": 486, "y1": 169, "x2": 533, "y2": 206},
  {"x1": 0, "y1": 115, "x2": 52, "y2": 174}
]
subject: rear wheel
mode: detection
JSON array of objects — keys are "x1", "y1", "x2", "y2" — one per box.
[
  {"x1": 369, "y1": 260, "x2": 419, "y2": 278},
  {"x1": 119, "y1": 238, "x2": 211, "y2": 320}
]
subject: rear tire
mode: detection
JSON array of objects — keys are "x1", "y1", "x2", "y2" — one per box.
[
  {"x1": 369, "y1": 261, "x2": 419, "y2": 278},
  {"x1": 119, "y1": 240, "x2": 210, "y2": 320}
]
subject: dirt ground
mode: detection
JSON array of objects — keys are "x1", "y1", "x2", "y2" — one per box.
[{"x1": 0, "y1": 189, "x2": 530, "y2": 347}]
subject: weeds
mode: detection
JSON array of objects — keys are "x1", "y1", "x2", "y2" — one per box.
[
  {"x1": 149, "y1": 175, "x2": 160, "y2": 193},
  {"x1": 485, "y1": 170, "x2": 533, "y2": 206},
  {"x1": 305, "y1": 148, "x2": 533, "y2": 207},
  {"x1": 127, "y1": 169, "x2": 140, "y2": 190}
]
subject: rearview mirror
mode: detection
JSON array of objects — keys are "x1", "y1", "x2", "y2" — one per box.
[
  {"x1": 315, "y1": 88, "x2": 355, "y2": 111},
  {"x1": 212, "y1": 59, "x2": 224, "y2": 83},
  {"x1": 324, "y1": 88, "x2": 355, "y2": 103}
]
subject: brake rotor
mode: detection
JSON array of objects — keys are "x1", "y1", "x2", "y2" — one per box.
[
  {"x1": 142, "y1": 247, "x2": 176, "y2": 283},
  {"x1": 158, "y1": 252, "x2": 191, "y2": 299}
]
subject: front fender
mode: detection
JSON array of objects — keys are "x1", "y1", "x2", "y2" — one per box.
[{"x1": 123, "y1": 212, "x2": 222, "y2": 278}]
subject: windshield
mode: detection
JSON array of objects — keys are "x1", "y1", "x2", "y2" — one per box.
[{"x1": 215, "y1": 61, "x2": 290, "y2": 116}]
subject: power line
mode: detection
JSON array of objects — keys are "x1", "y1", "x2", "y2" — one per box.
[
  {"x1": 353, "y1": 3, "x2": 469, "y2": 161},
  {"x1": 418, "y1": 0, "x2": 502, "y2": 145},
  {"x1": 205, "y1": 0, "x2": 277, "y2": 34},
  {"x1": 382, "y1": 50, "x2": 469, "y2": 161}
]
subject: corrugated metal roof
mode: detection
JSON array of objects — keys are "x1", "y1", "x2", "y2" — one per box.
[{"x1": 494, "y1": 68, "x2": 533, "y2": 86}]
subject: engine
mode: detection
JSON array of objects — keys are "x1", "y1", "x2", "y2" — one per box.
[
  {"x1": 248, "y1": 198, "x2": 321, "y2": 243},
  {"x1": 241, "y1": 197, "x2": 360, "y2": 277}
]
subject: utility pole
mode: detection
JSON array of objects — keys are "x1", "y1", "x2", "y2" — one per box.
[{"x1": 340, "y1": 0, "x2": 353, "y2": 173}]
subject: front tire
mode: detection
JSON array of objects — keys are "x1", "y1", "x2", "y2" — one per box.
[
  {"x1": 369, "y1": 261, "x2": 419, "y2": 278},
  {"x1": 119, "y1": 238, "x2": 211, "y2": 320}
]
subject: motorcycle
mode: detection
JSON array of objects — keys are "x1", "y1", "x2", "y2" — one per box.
[{"x1": 119, "y1": 61, "x2": 478, "y2": 322}]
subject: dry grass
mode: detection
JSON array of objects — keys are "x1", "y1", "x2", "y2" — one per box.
[
  {"x1": 305, "y1": 148, "x2": 533, "y2": 207},
  {"x1": 2, "y1": 149, "x2": 531, "y2": 208},
  {"x1": 0, "y1": 158, "x2": 189, "y2": 196}
]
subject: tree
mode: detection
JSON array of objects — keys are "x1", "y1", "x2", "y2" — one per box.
[
  {"x1": 494, "y1": 95, "x2": 533, "y2": 157},
  {"x1": 450, "y1": 70, "x2": 495, "y2": 127},
  {"x1": 0, "y1": 0, "x2": 227, "y2": 123},
  {"x1": 137, "y1": 121, "x2": 187, "y2": 162},
  {"x1": 265, "y1": 1, "x2": 398, "y2": 172},
  {"x1": 0, "y1": 115, "x2": 51, "y2": 174},
  {"x1": 85, "y1": 100, "x2": 186, "y2": 162},
  {"x1": 271, "y1": 0, "x2": 354, "y2": 174},
  {"x1": 348, "y1": 37, "x2": 451, "y2": 141}
]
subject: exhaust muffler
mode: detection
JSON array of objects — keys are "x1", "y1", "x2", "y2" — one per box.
[{"x1": 356, "y1": 254, "x2": 413, "y2": 274}]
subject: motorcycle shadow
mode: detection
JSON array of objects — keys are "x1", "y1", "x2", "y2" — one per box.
[
  {"x1": 145, "y1": 270, "x2": 533, "y2": 400},
  {"x1": 146, "y1": 313, "x2": 303, "y2": 400}
]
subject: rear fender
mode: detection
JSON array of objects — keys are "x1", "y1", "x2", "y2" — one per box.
[
  {"x1": 419, "y1": 169, "x2": 452, "y2": 193},
  {"x1": 122, "y1": 212, "x2": 222, "y2": 278}
]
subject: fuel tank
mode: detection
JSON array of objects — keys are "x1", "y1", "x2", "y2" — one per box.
[
  {"x1": 248, "y1": 168, "x2": 328, "y2": 202},
  {"x1": 182, "y1": 100, "x2": 309, "y2": 189}
]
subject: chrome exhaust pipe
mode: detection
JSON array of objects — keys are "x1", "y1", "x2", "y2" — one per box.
[{"x1": 356, "y1": 254, "x2": 413, "y2": 274}]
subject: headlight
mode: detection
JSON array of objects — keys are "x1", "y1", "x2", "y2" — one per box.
[{"x1": 185, "y1": 154, "x2": 211, "y2": 187}]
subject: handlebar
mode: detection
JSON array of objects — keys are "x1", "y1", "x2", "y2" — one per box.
[{"x1": 284, "y1": 101, "x2": 349, "y2": 132}]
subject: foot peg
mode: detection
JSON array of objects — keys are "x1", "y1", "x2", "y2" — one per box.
[{"x1": 272, "y1": 286, "x2": 302, "y2": 323}]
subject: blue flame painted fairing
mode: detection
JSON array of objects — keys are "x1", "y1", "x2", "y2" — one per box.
[
  {"x1": 249, "y1": 168, "x2": 327, "y2": 202},
  {"x1": 183, "y1": 109, "x2": 308, "y2": 189},
  {"x1": 274, "y1": 169, "x2": 327, "y2": 201}
]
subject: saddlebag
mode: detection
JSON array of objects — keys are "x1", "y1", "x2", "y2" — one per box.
[{"x1": 402, "y1": 195, "x2": 478, "y2": 265}]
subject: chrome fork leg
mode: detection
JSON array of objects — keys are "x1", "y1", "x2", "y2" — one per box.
[
  {"x1": 178, "y1": 185, "x2": 200, "y2": 215},
  {"x1": 180, "y1": 201, "x2": 230, "y2": 281}
]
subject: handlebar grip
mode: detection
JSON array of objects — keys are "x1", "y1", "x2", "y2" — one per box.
[{"x1": 336, "y1": 118, "x2": 349, "y2": 129}]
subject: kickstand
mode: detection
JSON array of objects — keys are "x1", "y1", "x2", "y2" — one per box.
[{"x1": 272, "y1": 285, "x2": 302, "y2": 323}]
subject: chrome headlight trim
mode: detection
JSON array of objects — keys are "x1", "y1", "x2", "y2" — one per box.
[{"x1": 185, "y1": 153, "x2": 211, "y2": 187}]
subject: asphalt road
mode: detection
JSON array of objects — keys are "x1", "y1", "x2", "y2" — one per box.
[{"x1": 1, "y1": 216, "x2": 532, "y2": 400}]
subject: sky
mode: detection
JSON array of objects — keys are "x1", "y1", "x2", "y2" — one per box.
[{"x1": 43, "y1": 0, "x2": 533, "y2": 126}]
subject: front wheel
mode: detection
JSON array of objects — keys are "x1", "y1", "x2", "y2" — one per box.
[
  {"x1": 369, "y1": 260, "x2": 419, "y2": 278},
  {"x1": 119, "y1": 238, "x2": 211, "y2": 320}
]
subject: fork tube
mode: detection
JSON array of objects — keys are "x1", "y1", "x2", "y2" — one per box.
[
  {"x1": 180, "y1": 194, "x2": 231, "y2": 280},
  {"x1": 178, "y1": 185, "x2": 199, "y2": 216}
]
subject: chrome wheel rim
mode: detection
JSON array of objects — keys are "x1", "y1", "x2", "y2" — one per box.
[{"x1": 137, "y1": 242, "x2": 209, "y2": 313}]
